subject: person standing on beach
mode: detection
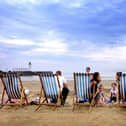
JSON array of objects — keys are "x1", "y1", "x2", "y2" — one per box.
[
  {"x1": 78, "y1": 67, "x2": 92, "y2": 103},
  {"x1": 56, "y1": 70, "x2": 69, "y2": 105},
  {"x1": 86, "y1": 67, "x2": 91, "y2": 73},
  {"x1": 89, "y1": 72, "x2": 101, "y2": 104},
  {"x1": 86, "y1": 66, "x2": 93, "y2": 79}
]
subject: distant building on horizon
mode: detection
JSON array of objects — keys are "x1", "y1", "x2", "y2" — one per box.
[
  {"x1": 28, "y1": 62, "x2": 32, "y2": 71},
  {"x1": 12, "y1": 62, "x2": 32, "y2": 72}
]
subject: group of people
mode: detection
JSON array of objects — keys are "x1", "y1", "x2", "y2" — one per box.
[
  {"x1": 89, "y1": 71, "x2": 118, "y2": 106},
  {"x1": 53, "y1": 67, "x2": 119, "y2": 106},
  {"x1": 0, "y1": 68, "x2": 121, "y2": 106},
  {"x1": 31, "y1": 67, "x2": 120, "y2": 105}
]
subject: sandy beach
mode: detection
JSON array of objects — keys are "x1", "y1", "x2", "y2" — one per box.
[
  {"x1": 1, "y1": 0, "x2": 126, "y2": 125},
  {"x1": 0, "y1": 79, "x2": 126, "y2": 126}
]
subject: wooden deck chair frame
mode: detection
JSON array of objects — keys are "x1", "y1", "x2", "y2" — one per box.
[
  {"x1": 73, "y1": 73, "x2": 93, "y2": 111},
  {"x1": 118, "y1": 73, "x2": 126, "y2": 107},
  {"x1": 36, "y1": 73, "x2": 62, "y2": 111},
  {"x1": 0, "y1": 72, "x2": 28, "y2": 108}
]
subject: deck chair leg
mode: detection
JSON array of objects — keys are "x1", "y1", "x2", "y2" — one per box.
[
  {"x1": 52, "y1": 94, "x2": 61, "y2": 111},
  {"x1": 35, "y1": 88, "x2": 47, "y2": 112},
  {"x1": 89, "y1": 97, "x2": 94, "y2": 112},
  {"x1": 51, "y1": 97, "x2": 58, "y2": 111},
  {"x1": 72, "y1": 104, "x2": 75, "y2": 112},
  {"x1": 20, "y1": 89, "x2": 28, "y2": 106},
  {"x1": 20, "y1": 89, "x2": 24, "y2": 106},
  {"x1": 35, "y1": 103, "x2": 42, "y2": 111},
  {"x1": 19, "y1": 75, "x2": 29, "y2": 105},
  {"x1": 0, "y1": 90, "x2": 9, "y2": 109},
  {"x1": 57, "y1": 92, "x2": 61, "y2": 106},
  {"x1": 89, "y1": 85, "x2": 96, "y2": 113},
  {"x1": 39, "y1": 88, "x2": 43, "y2": 104},
  {"x1": 52, "y1": 105, "x2": 57, "y2": 111},
  {"x1": 35, "y1": 98, "x2": 47, "y2": 111},
  {"x1": 1, "y1": 89, "x2": 6, "y2": 105},
  {"x1": 0, "y1": 99, "x2": 9, "y2": 109},
  {"x1": 72, "y1": 96, "x2": 75, "y2": 112},
  {"x1": 53, "y1": 93, "x2": 61, "y2": 111},
  {"x1": 35, "y1": 88, "x2": 44, "y2": 111},
  {"x1": 24, "y1": 90, "x2": 29, "y2": 105},
  {"x1": 43, "y1": 98, "x2": 48, "y2": 103}
]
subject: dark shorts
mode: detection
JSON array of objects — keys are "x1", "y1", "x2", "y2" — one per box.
[
  {"x1": 62, "y1": 87, "x2": 69, "y2": 101},
  {"x1": 111, "y1": 97, "x2": 117, "y2": 102}
]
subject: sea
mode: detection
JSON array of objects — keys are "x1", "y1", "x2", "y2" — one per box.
[{"x1": 21, "y1": 75, "x2": 115, "y2": 81}]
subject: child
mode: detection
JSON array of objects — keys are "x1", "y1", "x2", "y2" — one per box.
[
  {"x1": 95, "y1": 84, "x2": 106, "y2": 105},
  {"x1": 110, "y1": 83, "x2": 118, "y2": 102}
]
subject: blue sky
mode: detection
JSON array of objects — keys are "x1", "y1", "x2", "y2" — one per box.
[{"x1": 0, "y1": 0, "x2": 126, "y2": 77}]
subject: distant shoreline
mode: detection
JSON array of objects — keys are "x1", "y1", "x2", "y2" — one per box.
[{"x1": 21, "y1": 76, "x2": 115, "y2": 82}]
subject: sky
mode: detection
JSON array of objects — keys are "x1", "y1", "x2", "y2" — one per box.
[{"x1": 0, "y1": 0, "x2": 126, "y2": 78}]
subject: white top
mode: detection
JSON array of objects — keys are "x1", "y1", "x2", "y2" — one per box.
[
  {"x1": 58, "y1": 76, "x2": 67, "y2": 90},
  {"x1": 110, "y1": 88, "x2": 118, "y2": 97}
]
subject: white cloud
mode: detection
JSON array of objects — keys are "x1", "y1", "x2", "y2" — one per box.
[
  {"x1": 1, "y1": 0, "x2": 124, "y2": 10},
  {"x1": 68, "y1": 1, "x2": 83, "y2": 8},
  {"x1": 54, "y1": 0, "x2": 86, "y2": 8},
  {"x1": 0, "y1": 0, "x2": 123, "y2": 17},
  {"x1": 66, "y1": 38, "x2": 126, "y2": 61},
  {"x1": 20, "y1": 30, "x2": 68, "y2": 54},
  {"x1": 0, "y1": 0, "x2": 41, "y2": 5},
  {"x1": 36, "y1": 39, "x2": 68, "y2": 52},
  {"x1": 0, "y1": 36, "x2": 35, "y2": 46},
  {"x1": 1, "y1": 31, "x2": 126, "y2": 62},
  {"x1": 31, "y1": 59, "x2": 61, "y2": 65},
  {"x1": 0, "y1": 0, "x2": 86, "y2": 11},
  {"x1": 0, "y1": 0, "x2": 60, "y2": 6},
  {"x1": 0, "y1": 53, "x2": 6, "y2": 59},
  {"x1": 18, "y1": 34, "x2": 126, "y2": 62},
  {"x1": 0, "y1": 29, "x2": 68, "y2": 54},
  {"x1": 84, "y1": 46, "x2": 126, "y2": 61},
  {"x1": 21, "y1": 39, "x2": 68, "y2": 54}
]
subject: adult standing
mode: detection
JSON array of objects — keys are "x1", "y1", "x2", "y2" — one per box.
[{"x1": 86, "y1": 67, "x2": 91, "y2": 73}]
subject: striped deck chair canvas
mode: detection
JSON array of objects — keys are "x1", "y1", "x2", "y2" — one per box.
[
  {"x1": 73, "y1": 73, "x2": 92, "y2": 110},
  {"x1": 36, "y1": 73, "x2": 61, "y2": 111},
  {"x1": 119, "y1": 73, "x2": 126, "y2": 106},
  {"x1": 0, "y1": 72, "x2": 28, "y2": 107}
]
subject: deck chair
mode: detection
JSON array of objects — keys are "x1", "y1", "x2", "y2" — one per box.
[
  {"x1": 118, "y1": 73, "x2": 126, "y2": 106},
  {"x1": 36, "y1": 73, "x2": 62, "y2": 111},
  {"x1": 73, "y1": 73, "x2": 92, "y2": 111},
  {"x1": 0, "y1": 72, "x2": 28, "y2": 107}
]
